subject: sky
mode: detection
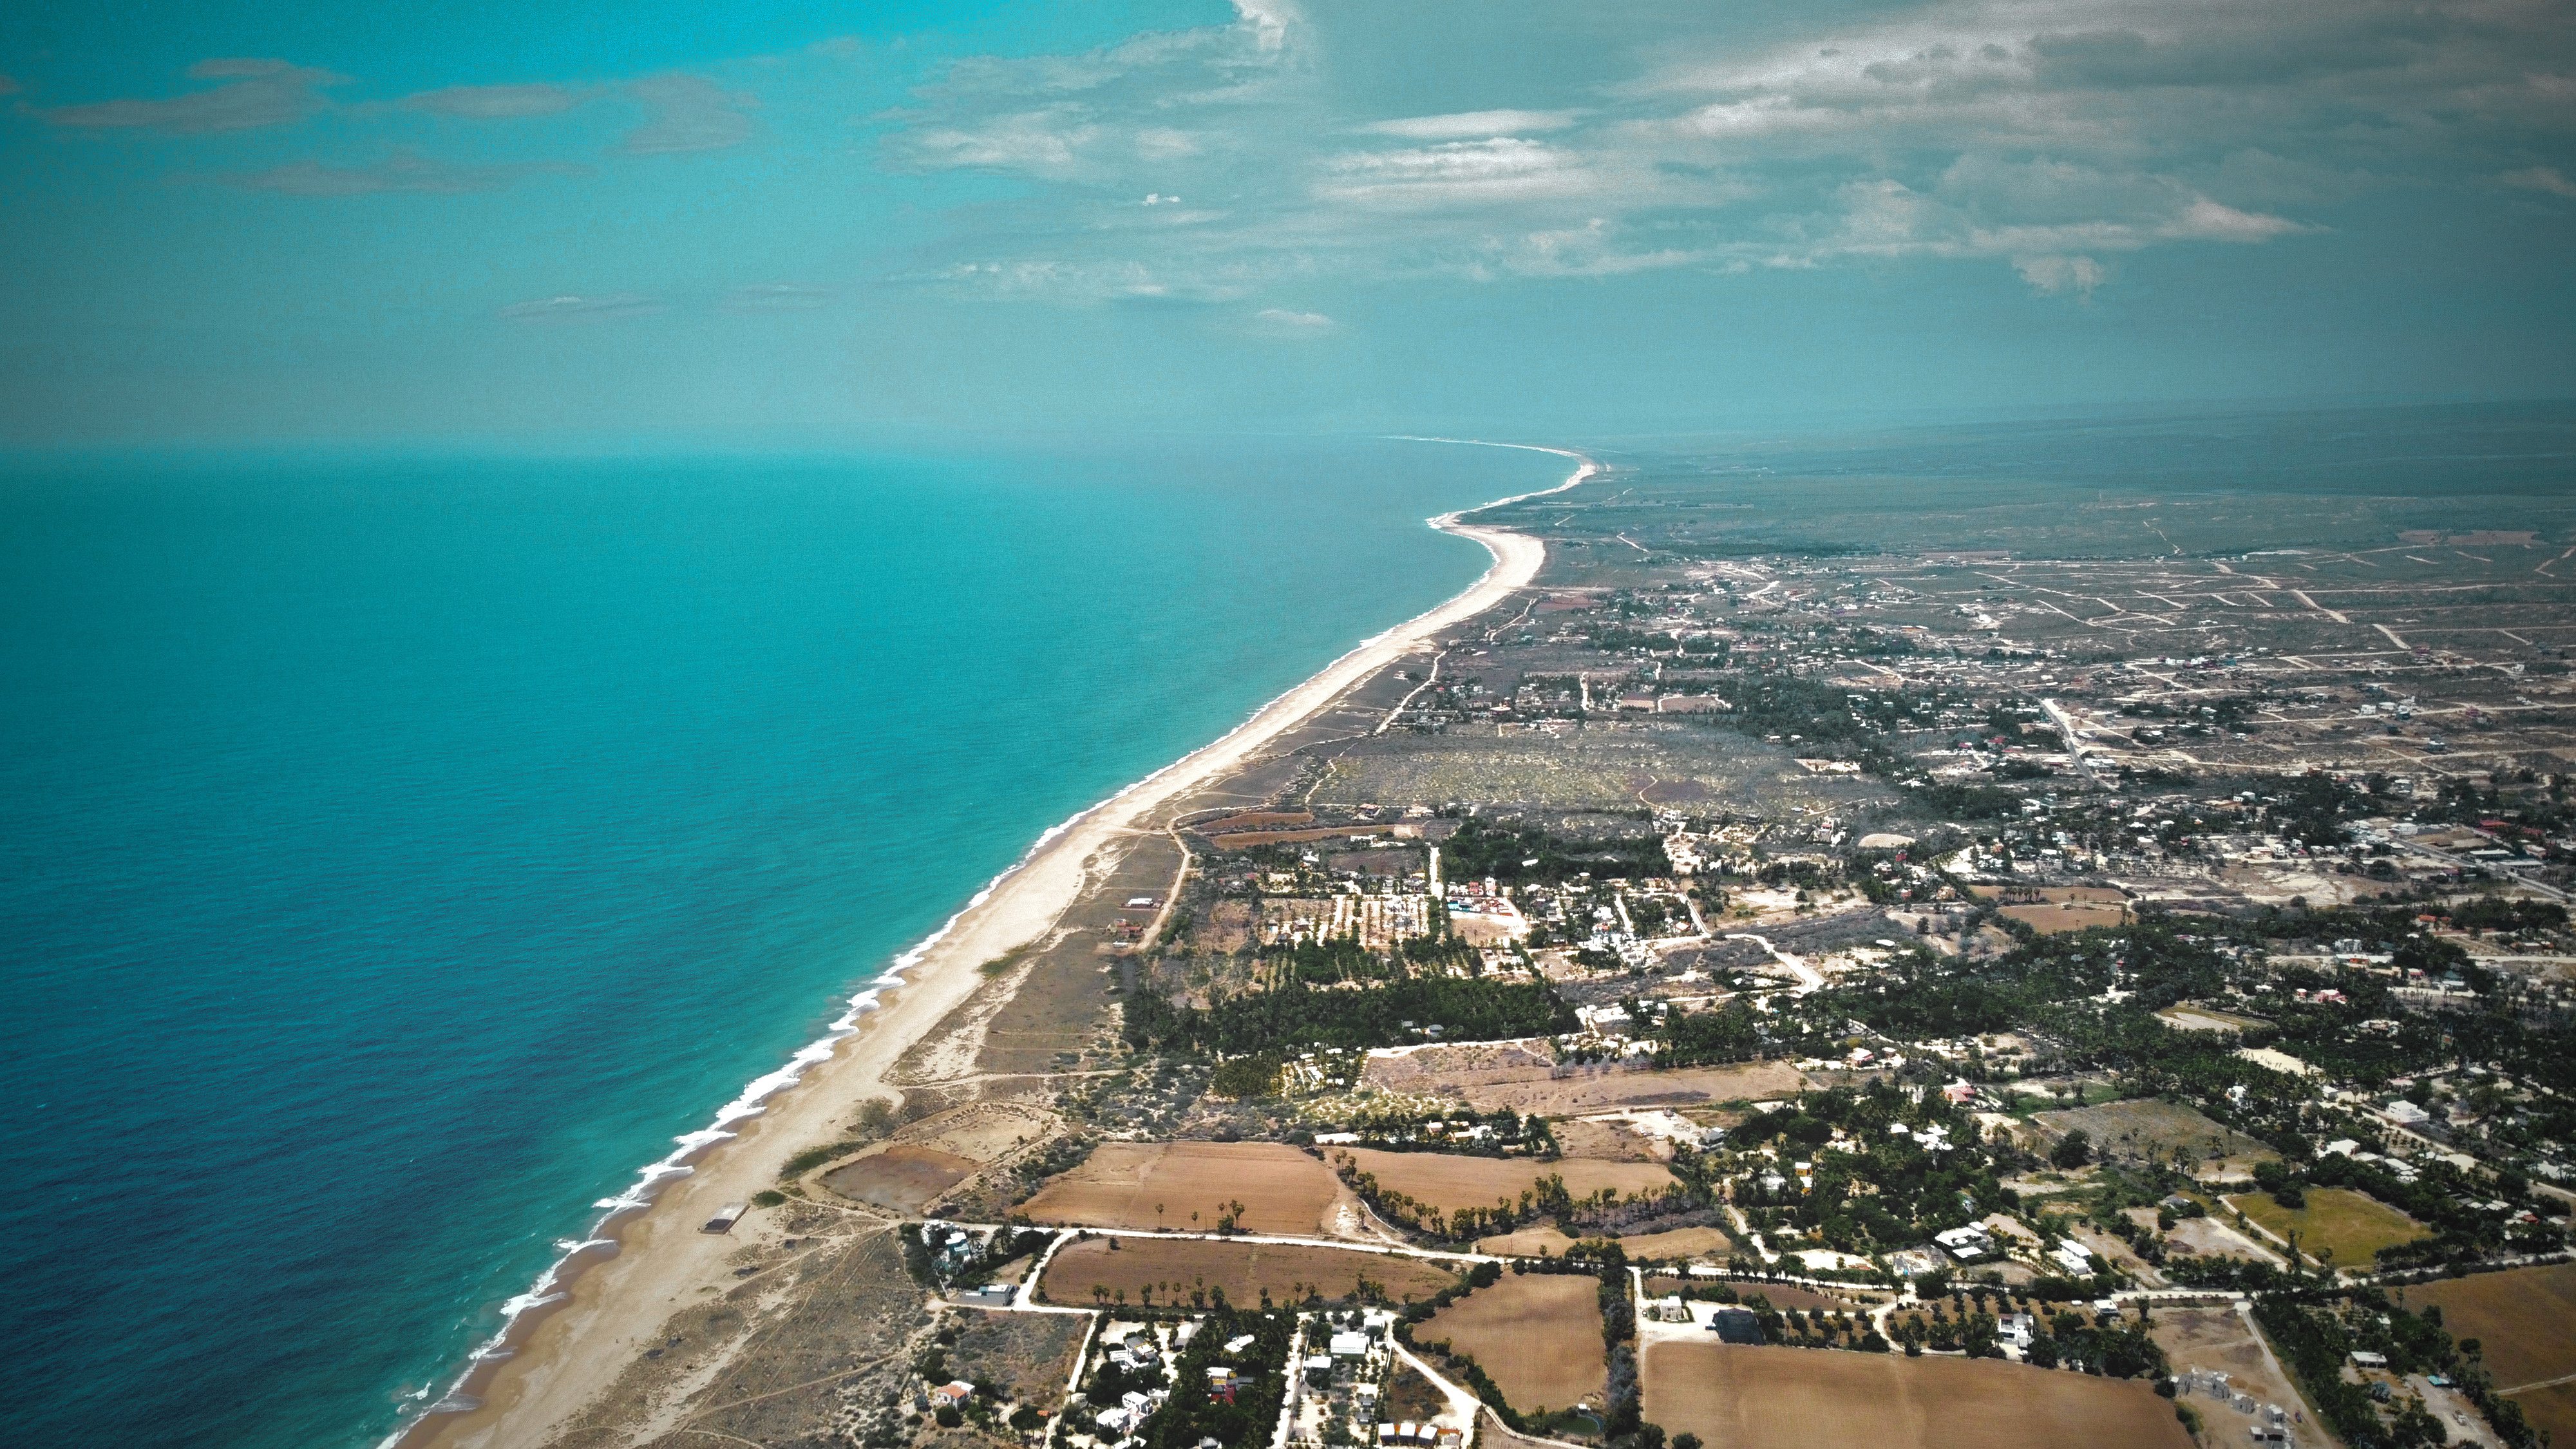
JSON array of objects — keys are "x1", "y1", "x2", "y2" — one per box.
[{"x1": 3, "y1": 0, "x2": 2572, "y2": 447}]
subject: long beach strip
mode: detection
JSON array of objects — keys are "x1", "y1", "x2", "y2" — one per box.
[{"x1": 397, "y1": 445, "x2": 1595, "y2": 1449}]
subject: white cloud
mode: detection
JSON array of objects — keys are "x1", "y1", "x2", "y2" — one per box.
[
  {"x1": 2500, "y1": 166, "x2": 2576, "y2": 198},
  {"x1": 402, "y1": 83, "x2": 583, "y2": 119},
  {"x1": 2014, "y1": 254, "x2": 2106, "y2": 298},
  {"x1": 498, "y1": 292, "x2": 661, "y2": 322},
  {"x1": 225, "y1": 151, "x2": 582, "y2": 194},
  {"x1": 44, "y1": 58, "x2": 345, "y2": 133},
  {"x1": 724, "y1": 283, "x2": 835, "y2": 312},
  {"x1": 1254, "y1": 306, "x2": 1336, "y2": 328},
  {"x1": 1363, "y1": 109, "x2": 1582, "y2": 140},
  {"x1": 623, "y1": 74, "x2": 756, "y2": 154}
]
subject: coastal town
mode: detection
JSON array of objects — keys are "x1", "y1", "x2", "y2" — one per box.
[{"x1": 454, "y1": 456, "x2": 2575, "y2": 1449}]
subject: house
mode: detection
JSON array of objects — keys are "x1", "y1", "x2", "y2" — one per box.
[
  {"x1": 2383, "y1": 1100, "x2": 2432, "y2": 1127},
  {"x1": 1095, "y1": 1408, "x2": 1132, "y2": 1434},
  {"x1": 1329, "y1": 1331, "x2": 1370, "y2": 1357},
  {"x1": 1933, "y1": 1225, "x2": 1993, "y2": 1261},
  {"x1": 2052, "y1": 1241, "x2": 2098, "y2": 1276},
  {"x1": 1998, "y1": 1312, "x2": 2036, "y2": 1349},
  {"x1": 931, "y1": 1381, "x2": 978, "y2": 1408},
  {"x1": 2351, "y1": 1351, "x2": 2391, "y2": 1368}
]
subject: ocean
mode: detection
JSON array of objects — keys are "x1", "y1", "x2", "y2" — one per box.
[{"x1": 0, "y1": 437, "x2": 1569, "y2": 1449}]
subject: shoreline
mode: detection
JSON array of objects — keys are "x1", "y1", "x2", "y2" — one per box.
[{"x1": 393, "y1": 443, "x2": 1594, "y2": 1449}]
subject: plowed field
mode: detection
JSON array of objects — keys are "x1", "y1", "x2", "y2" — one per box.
[
  {"x1": 1037, "y1": 1236, "x2": 1458, "y2": 1308},
  {"x1": 1642, "y1": 1341, "x2": 2192, "y2": 1449},
  {"x1": 1421, "y1": 1273, "x2": 1605, "y2": 1415},
  {"x1": 1017, "y1": 1141, "x2": 1341, "y2": 1234},
  {"x1": 1336, "y1": 1148, "x2": 1674, "y2": 1215}
]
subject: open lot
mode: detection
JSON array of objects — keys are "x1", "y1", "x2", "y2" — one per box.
[
  {"x1": 2145, "y1": 1305, "x2": 2313, "y2": 1432},
  {"x1": 1037, "y1": 1236, "x2": 1458, "y2": 1309},
  {"x1": 1016, "y1": 1141, "x2": 1341, "y2": 1234},
  {"x1": 1641, "y1": 1340, "x2": 2192, "y2": 1449},
  {"x1": 1336, "y1": 1148, "x2": 1676, "y2": 1216},
  {"x1": 1421, "y1": 1273, "x2": 1606, "y2": 1415},
  {"x1": 947, "y1": 1309, "x2": 1089, "y2": 1410},
  {"x1": 2030, "y1": 1097, "x2": 2277, "y2": 1179},
  {"x1": 1643, "y1": 1280, "x2": 1869, "y2": 1312},
  {"x1": 2224, "y1": 1187, "x2": 2429, "y2": 1267},
  {"x1": 1427, "y1": 1059, "x2": 1813, "y2": 1117},
  {"x1": 820, "y1": 1144, "x2": 978, "y2": 1213},
  {"x1": 2407, "y1": 1264, "x2": 2576, "y2": 1446},
  {"x1": 1610, "y1": 1226, "x2": 1734, "y2": 1262}
]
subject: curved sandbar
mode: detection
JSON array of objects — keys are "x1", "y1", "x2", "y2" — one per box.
[{"x1": 403, "y1": 445, "x2": 1593, "y2": 1449}]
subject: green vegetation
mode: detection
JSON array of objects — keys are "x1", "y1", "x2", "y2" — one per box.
[{"x1": 1122, "y1": 976, "x2": 1574, "y2": 1055}]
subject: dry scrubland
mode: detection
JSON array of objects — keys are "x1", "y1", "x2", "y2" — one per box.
[
  {"x1": 2224, "y1": 1187, "x2": 2429, "y2": 1265},
  {"x1": 2030, "y1": 1098, "x2": 2278, "y2": 1178},
  {"x1": 1641, "y1": 1341, "x2": 2192, "y2": 1449},
  {"x1": 1476, "y1": 1225, "x2": 1736, "y2": 1261},
  {"x1": 1421, "y1": 1274, "x2": 1606, "y2": 1414},
  {"x1": 1016, "y1": 1141, "x2": 1340, "y2": 1234},
  {"x1": 1450, "y1": 1061, "x2": 1813, "y2": 1117},
  {"x1": 2408, "y1": 1264, "x2": 2576, "y2": 1446},
  {"x1": 1642, "y1": 1279, "x2": 1867, "y2": 1312},
  {"x1": 1335, "y1": 1148, "x2": 1675, "y2": 1215},
  {"x1": 1037, "y1": 1236, "x2": 1459, "y2": 1307},
  {"x1": 820, "y1": 1144, "x2": 979, "y2": 1213}
]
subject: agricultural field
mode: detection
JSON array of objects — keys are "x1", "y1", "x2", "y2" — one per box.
[
  {"x1": 1334, "y1": 1148, "x2": 1676, "y2": 1215},
  {"x1": 2405, "y1": 1264, "x2": 2576, "y2": 1446},
  {"x1": 1420, "y1": 1273, "x2": 1607, "y2": 1415},
  {"x1": 1641, "y1": 1341, "x2": 2193, "y2": 1449},
  {"x1": 2144, "y1": 1306, "x2": 2312, "y2": 1432},
  {"x1": 1036, "y1": 1236, "x2": 1458, "y2": 1309},
  {"x1": 2224, "y1": 1187, "x2": 2429, "y2": 1267},
  {"x1": 1016, "y1": 1141, "x2": 1341, "y2": 1235},
  {"x1": 1642, "y1": 1280, "x2": 1871, "y2": 1312},
  {"x1": 2029, "y1": 1097, "x2": 2278, "y2": 1179}
]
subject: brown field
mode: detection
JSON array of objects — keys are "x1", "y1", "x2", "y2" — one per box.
[
  {"x1": 2407, "y1": 1263, "x2": 2576, "y2": 1444},
  {"x1": 1644, "y1": 1280, "x2": 1868, "y2": 1311},
  {"x1": 2003, "y1": 901, "x2": 2130, "y2": 934},
  {"x1": 1479, "y1": 1226, "x2": 1581, "y2": 1257},
  {"x1": 1615, "y1": 1226, "x2": 1734, "y2": 1261},
  {"x1": 2031, "y1": 1097, "x2": 2277, "y2": 1179},
  {"x1": 1336, "y1": 1148, "x2": 1675, "y2": 1215},
  {"x1": 821, "y1": 1144, "x2": 979, "y2": 1213},
  {"x1": 1642, "y1": 1341, "x2": 2192, "y2": 1449},
  {"x1": 1450, "y1": 1060, "x2": 1812, "y2": 1116},
  {"x1": 1037, "y1": 1236, "x2": 1458, "y2": 1308},
  {"x1": 2145, "y1": 1307, "x2": 2311, "y2": 1426},
  {"x1": 1965, "y1": 885, "x2": 2130, "y2": 906},
  {"x1": 1423, "y1": 1274, "x2": 1606, "y2": 1414},
  {"x1": 1211, "y1": 824, "x2": 1399, "y2": 849},
  {"x1": 1017, "y1": 1141, "x2": 1340, "y2": 1234}
]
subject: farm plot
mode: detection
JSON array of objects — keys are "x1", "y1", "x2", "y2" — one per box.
[
  {"x1": 2222, "y1": 1187, "x2": 2429, "y2": 1267},
  {"x1": 2407, "y1": 1264, "x2": 2576, "y2": 1447},
  {"x1": 2029, "y1": 1097, "x2": 2277, "y2": 1179},
  {"x1": 1642, "y1": 1341, "x2": 2192, "y2": 1449},
  {"x1": 1335, "y1": 1148, "x2": 1676, "y2": 1216},
  {"x1": 1016, "y1": 1141, "x2": 1340, "y2": 1234},
  {"x1": 1612, "y1": 1226, "x2": 1735, "y2": 1262},
  {"x1": 1037, "y1": 1236, "x2": 1458, "y2": 1309},
  {"x1": 1421, "y1": 1273, "x2": 1606, "y2": 1415}
]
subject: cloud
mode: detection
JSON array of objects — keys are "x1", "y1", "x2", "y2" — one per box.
[
  {"x1": 497, "y1": 292, "x2": 661, "y2": 323},
  {"x1": 873, "y1": 0, "x2": 2571, "y2": 307},
  {"x1": 402, "y1": 83, "x2": 582, "y2": 119},
  {"x1": 622, "y1": 74, "x2": 756, "y2": 154},
  {"x1": 1254, "y1": 306, "x2": 1336, "y2": 329},
  {"x1": 2014, "y1": 254, "x2": 2106, "y2": 298},
  {"x1": 222, "y1": 151, "x2": 583, "y2": 195},
  {"x1": 724, "y1": 283, "x2": 835, "y2": 313},
  {"x1": 43, "y1": 57, "x2": 345, "y2": 133},
  {"x1": 1363, "y1": 109, "x2": 1582, "y2": 140},
  {"x1": 2500, "y1": 166, "x2": 2576, "y2": 198}
]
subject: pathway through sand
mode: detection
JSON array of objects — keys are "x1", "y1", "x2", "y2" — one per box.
[{"x1": 403, "y1": 446, "x2": 1594, "y2": 1449}]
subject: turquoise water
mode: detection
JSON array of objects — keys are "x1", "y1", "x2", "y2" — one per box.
[{"x1": 0, "y1": 439, "x2": 1567, "y2": 1448}]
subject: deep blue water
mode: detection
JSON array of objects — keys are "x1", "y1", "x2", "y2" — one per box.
[{"x1": 0, "y1": 439, "x2": 1567, "y2": 1449}]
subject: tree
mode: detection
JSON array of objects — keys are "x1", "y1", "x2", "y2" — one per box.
[{"x1": 2052, "y1": 1130, "x2": 2094, "y2": 1170}]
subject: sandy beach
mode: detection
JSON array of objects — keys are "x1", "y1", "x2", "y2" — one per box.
[{"x1": 402, "y1": 447, "x2": 1592, "y2": 1449}]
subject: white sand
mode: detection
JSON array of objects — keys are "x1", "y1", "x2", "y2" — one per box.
[{"x1": 415, "y1": 450, "x2": 1591, "y2": 1449}]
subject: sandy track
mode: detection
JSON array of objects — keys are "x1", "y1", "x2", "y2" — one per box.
[{"x1": 401, "y1": 448, "x2": 1592, "y2": 1449}]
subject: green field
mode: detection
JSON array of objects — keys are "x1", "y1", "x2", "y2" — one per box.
[{"x1": 2224, "y1": 1187, "x2": 2429, "y2": 1267}]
